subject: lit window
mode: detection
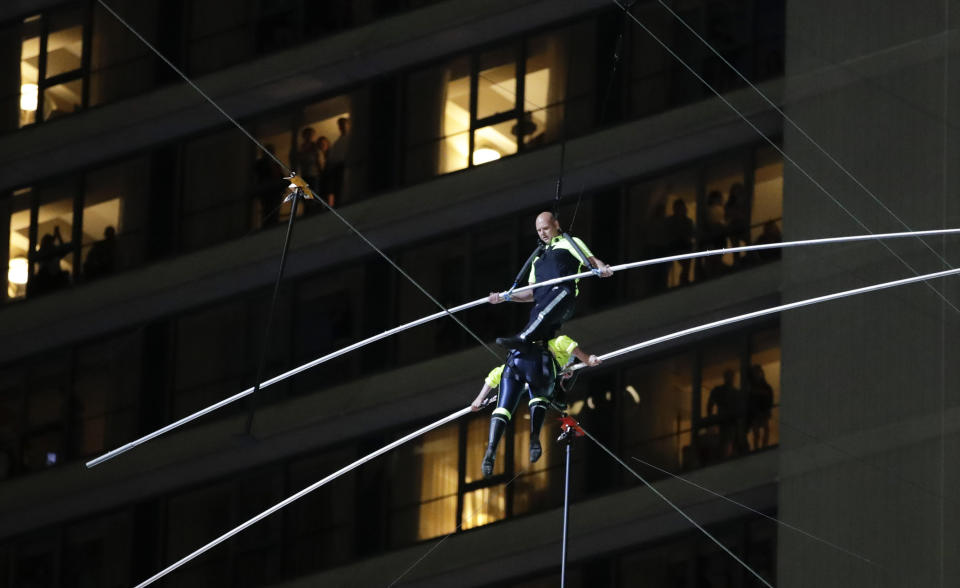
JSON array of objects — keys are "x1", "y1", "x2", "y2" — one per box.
[
  {"x1": 415, "y1": 425, "x2": 459, "y2": 540},
  {"x1": 412, "y1": 29, "x2": 571, "y2": 181},
  {"x1": 17, "y1": 7, "x2": 86, "y2": 128},
  {"x1": 751, "y1": 146, "x2": 784, "y2": 248},
  {"x1": 7, "y1": 189, "x2": 31, "y2": 299},
  {"x1": 19, "y1": 17, "x2": 41, "y2": 128}
]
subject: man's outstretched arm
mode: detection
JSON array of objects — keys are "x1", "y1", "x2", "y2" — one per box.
[{"x1": 489, "y1": 289, "x2": 534, "y2": 304}]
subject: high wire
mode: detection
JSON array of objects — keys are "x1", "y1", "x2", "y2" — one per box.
[
  {"x1": 569, "y1": 265, "x2": 960, "y2": 372},
  {"x1": 131, "y1": 404, "x2": 478, "y2": 588},
  {"x1": 126, "y1": 263, "x2": 958, "y2": 585},
  {"x1": 613, "y1": 0, "x2": 960, "y2": 315},
  {"x1": 86, "y1": 226, "x2": 960, "y2": 468}
]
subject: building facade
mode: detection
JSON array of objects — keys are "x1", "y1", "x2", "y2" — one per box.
[{"x1": 0, "y1": 0, "x2": 953, "y2": 587}]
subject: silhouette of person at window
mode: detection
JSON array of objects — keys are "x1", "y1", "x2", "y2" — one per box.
[
  {"x1": 83, "y1": 226, "x2": 117, "y2": 280},
  {"x1": 296, "y1": 127, "x2": 322, "y2": 194},
  {"x1": 747, "y1": 364, "x2": 774, "y2": 450},
  {"x1": 699, "y1": 190, "x2": 727, "y2": 278},
  {"x1": 754, "y1": 220, "x2": 782, "y2": 262},
  {"x1": 28, "y1": 226, "x2": 71, "y2": 297},
  {"x1": 316, "y1": 135, "x2": 335, "y2": 207},
  {"x1": 327, "y1": 117, "x2": 351, "y2": 205},
  {"x1": 706, "y1": 369, "x2": 747, "y2": 459},
  {"x1": 665, "y1": 198, "x2": 695, "y2": 286}
]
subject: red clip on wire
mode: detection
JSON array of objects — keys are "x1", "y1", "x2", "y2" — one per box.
[{"x1": 558, "y1": 415, "x2": 584, "y2": 437}]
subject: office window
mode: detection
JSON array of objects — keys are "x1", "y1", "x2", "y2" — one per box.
[
  {"x1": 173, "y1": 301, "x2": 248, "y2": 418},
  {"x1": 395, "y1": 234, "x2": 467, "y2": 365},
  {"x1": 188, "y1": 0, "x2": 254, "y2": 75},
  {"x1": 461, "y1": 414, "x2": 507, "y2": 529},
  {"x1": 7, "y1": 189, "x2": 31, "y2": 300},
  {"x1": 0, "y1": 367, "x2": 25, "y2": 479},
  {"x1": 89, "y1": 0, "x2": 157, "y2": 106},
  {"x1": 72, "y1": 332, "x2": 141, "y2": 457},
  {"x1": 230, "y1": 469, "x2": 285, "y2": 586},
  {"x1": 697, "y1": 339, "x2": 744, "y2": 464},
  {"x1": 82, "y1": 157, "x2": 149, "y2": 280},
  {"x1": 750, "y1": 145, "x2": 783, "y2": 254},
  {"x1": 181, "y1": 130, "x2": 252, "y2": 251},
  {"x1": 701, "y1": 156, "x2": 747, "y2": 273},
  {"x1": 11, "y1": 531, "x2": 60, "y2": 588},
  {"x1": 298, "y1": 94, "x2": 353, "y2": 206},
  {"x1": 623, "y1": 171, "x2": 698, "y2": 298},
  {"x1": 5, "y1": 155, "x2": 150, "y2": 301},
  {"x1": 620, "y1": 352, "x2": 694, "y2": 472},
  {"x1": 17, "y1": 6, "x2": 87, "y2": 128},
  {"x1": 166, "y1": 482, "x2": 233, "y2": 585},
  {"x1": 748, "y1": 328, "x2": 780, "y2": 451},
  {"x1": 22, "y1": 353, "x2": 71, "y2": 472},
  {"x1": 251, "y1": 114, "x2": 294, "y2": 228},
  {"x1": 62, "y1": 511, "x2": 133, "y2": 587},
  {"x1": 404, "y1": 55, "x2": 470, "y2": 182},
  {"x1": 284, "y1": 448, "x2": 357, "y2": 575},
  {"x1": 626, "y1": 2, "x2": 676, "y2": 119},
  {"x1": 404, "y1": 26, "x2": 575, "y2": 183},
  {"x1": 292, "y1": 267, "x2": 362, "y2": 395},
  {"x1": 29, "y1": 180, "x2": 78, "y2": 298},
  {"x1": 18, "y1": 16, "x2": 42, "y2": 128},
  {"x1": 511, "y1": 415, "x2": 561, "y2": 516},
  {"x1": 389, "y1": 423, "x2": 460, "y2": 545}
]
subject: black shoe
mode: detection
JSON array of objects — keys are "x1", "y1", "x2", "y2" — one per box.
[
  {"x1": 481, "y1": 451, "x2": 495, "y2": 478},
  {"x1": 529, "y1": 438, "x2": 542, "y2": 463},
  {"x1": 496, "y1": 336, "x2": 525, "y2": 349}
]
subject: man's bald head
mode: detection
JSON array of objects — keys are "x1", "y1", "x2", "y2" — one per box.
[{"x1": 535, "y1": 211, "x2": 561, "y2": 243}]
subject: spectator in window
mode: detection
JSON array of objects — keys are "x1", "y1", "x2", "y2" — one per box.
[
  {"x1": 724, "y1": 182, "x2": 750, "y2": 262},
  {"x1": 296, "y1": 127, "x2": 322, "y2": 196},
  {"x1": 665, "y1": 198, "x2": 695, "y2": 286},
  {"x1": 28, "y1": 226, "x2": 71, "y2": 297},
  {"x1": 754, "y1": 220, "x2": 782, "y2": 261},
  {"x1": 706, "y1": 369, "x2": 746, "y2": 459},
  {"x1": 83, "y1": 226, "x2": 117, "y2": 280},
  {"x1": 699, "y1": 190, "x2": 727, "y2": 278},
  {"x1": 327, "y1": 117, "x2": 351, "y2": 203},
  {"x1": 747, "y1": 364, "x2": 774, "y2": 450},
  {"x1": 317, "y1": 135, "x2": 335, "y2": 207}
]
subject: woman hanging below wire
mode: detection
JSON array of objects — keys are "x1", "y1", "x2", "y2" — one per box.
[{"x1": 470, "y1": 334, "x2": 602, "y2": 478}]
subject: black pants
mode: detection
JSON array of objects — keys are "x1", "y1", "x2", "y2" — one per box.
[
  {"x1": 517, "y1": 285, "x2": 576, "y2": 343},
  {"x1": 487, "y1": 347, "x2": 557, "y2": 457}
]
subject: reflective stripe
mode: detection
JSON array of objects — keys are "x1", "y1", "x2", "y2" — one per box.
[
  {"x1": 529, "y1": 397, "x2": 550, "y2": 406},
  {"x1": 493, "y1": 407, "x2": 512, "y2": 420},
  {"x1": 520, "y1": 288, "x2": 568, "y2": 339}
]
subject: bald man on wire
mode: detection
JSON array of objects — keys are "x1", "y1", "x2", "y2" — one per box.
[{"x1": 490, "y1": 211, "x2": 613, "y2": 349}]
